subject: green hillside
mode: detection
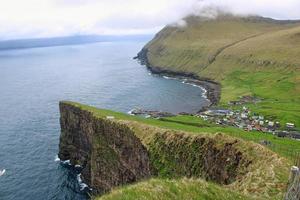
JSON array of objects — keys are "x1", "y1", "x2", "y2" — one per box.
[
  {"x1": 141, "y1": 14, "x2": 300, "y2": 127},
  {"x1": 63, "y1": 102, "x2": 295, "y2": 200},
  {"x1": 96, "y1": 178, "x2": 255, "y2": 200}
]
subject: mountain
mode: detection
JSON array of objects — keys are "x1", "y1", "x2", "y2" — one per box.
[
  {"x1": 137, "y1": 14, "x2": 300, "y2": 127},
  {"x1": 0, "y1": 34, "x2": 153, "y2": 50}
]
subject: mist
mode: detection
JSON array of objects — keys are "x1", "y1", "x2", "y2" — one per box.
[{"x1": 0, "y1": 0, "x2": 299, "y2": 40}]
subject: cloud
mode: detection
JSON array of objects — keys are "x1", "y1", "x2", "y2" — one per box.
[{"x1": 0, "y1": 0, "x2": 299, "y2": 40}]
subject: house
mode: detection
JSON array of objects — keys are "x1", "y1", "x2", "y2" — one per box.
[
  {"x1": 247, "y1": 125, "x2": 253, "y2": 131},
  {"x1": 276, "y1": 131, "x2": 288, "y2": 138},
  {"x1": 259, "y1": 116, "x2": 264, "y2": 120},
  {"x1": 241, "y1": 113, "x2": 248, "y2": 119},
  {"x1": 268, "y1": 121, "x2": 274, "y2": 127},
  {"x1": 289, "y1": 132, "x2": 300, "y2": 139},
  {"x1": 286, "y1": 123, "x2": 295, "y2": 129}
]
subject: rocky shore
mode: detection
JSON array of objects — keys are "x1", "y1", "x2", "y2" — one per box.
[{"x1": 134, "y1": 48, "x2": 221, "y2": 110}]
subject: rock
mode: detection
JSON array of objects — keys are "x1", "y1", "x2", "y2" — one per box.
[
  {"x1": 58, "y1": 102, "x2": 290, "y2": 198},
  {"x1": 58, "y1": 102, "x2": 151, "y2": 194}
]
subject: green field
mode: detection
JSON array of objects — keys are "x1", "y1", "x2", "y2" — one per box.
[{"x1": 143, "y1": 14, "x2": 300, "y2": 127}]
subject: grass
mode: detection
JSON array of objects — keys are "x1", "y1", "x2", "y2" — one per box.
[
  {"x1": 65, "y1": 101, "x2": 300, "y2": 160},
  {"x1": 144, "y1": 14, "x2": 300, "y2": 128},
  {"x1": 95, "y1": 178, "x2": 256, "y2": 200},
  {"x1": 218, "y1": 69, "x2": 300, "y2": 128},
  {"x1": 64, "y1": 102, "x2": 293, "y2": 199},
  {"x1": 64, "y1": 15, "x2": 300, "y2": 200}
]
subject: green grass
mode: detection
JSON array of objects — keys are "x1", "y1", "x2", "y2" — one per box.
[
  {"x1": 65, "y1": 101, "x2": 300, "y2": 160},
  {"x1": 218, "y1": 69, "x2": 300, "y2": 128},
  {"x1": 65, "y1": 102, "x2": 292, "y2": 200},
  {"x1": 143, "y1": 14, "x2": 300, "y2": 128},
  {"x1": 95, "y1": 178, "x2": 256, "y2": 200}
]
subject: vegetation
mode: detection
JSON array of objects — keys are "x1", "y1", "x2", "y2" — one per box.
[
  {"x1": 96, "y1": 178, "x2": 256, "y2": 200},
  {"x1": 63, "y1": 13, "x2": 300, "y2": 200},
  {"x1": 143, "y1": 14, "x2": 300, "y2": 127},
  {"x1": 66, "y1": 102, "x2": 300, "y2": 160},
  {"x1": 64, "y1": 102, "x2": 296, "y2": 200}
]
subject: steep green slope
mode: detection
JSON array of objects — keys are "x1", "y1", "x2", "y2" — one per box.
[
  {"x1": 96, "y1": 178, "x2": 255, "y2": 200},
  {"x1": 139, "y1": 14, "x2": 300, "y2": 127},
  {"x1": 60, "y1": 102, "x2": 293, "y2": 199}
]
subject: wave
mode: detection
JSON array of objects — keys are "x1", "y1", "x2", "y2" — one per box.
[
  {"x1": 0, "y1": 169, "x2": 6, "y2": 176},
  {"x1": 127, "y1": 109, "x2": 135, "y2": 115},
  {"x1": 61, "y1": 159, "x2": 71, "y2": 166},
  {"x1": 54, "y1": 155, "x2": 60, "y2": 162},
  {"x1": 77, "y1": 174, "x2": 91, "y2": 191}
]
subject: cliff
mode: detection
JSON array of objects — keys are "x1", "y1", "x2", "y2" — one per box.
[
  {"x1": 58, "y1": 102, "x2": 290, "y2": 199},
  {"x1": 58, "y1": 102, "x2": 152, "y2": 194}
]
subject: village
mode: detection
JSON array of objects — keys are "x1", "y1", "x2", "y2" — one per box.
[
  {"x1": 129, "y1": 95, "x2": 300, "y2": 141},
  {"x1": 197, "y1": 96, "x2": 300, "y2": 140},
  {"x1": 197, "y1": 107, "x2": 299, "y2": 139}
]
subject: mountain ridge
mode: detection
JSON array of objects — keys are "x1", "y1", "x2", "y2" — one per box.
[{"x1": 137, "y1": 14, "x2": 300, "y2": 127}]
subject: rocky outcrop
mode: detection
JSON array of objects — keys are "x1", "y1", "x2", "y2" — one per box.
[
  {"x1": 144, "y1": 131, "x2": 250, "y2": 184},
  {"x1": 58, "y1": 102, "x2": 151, "y2": 194}
]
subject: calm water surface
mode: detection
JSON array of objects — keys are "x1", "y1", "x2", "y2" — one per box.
[{"x1": 0, "y1": 41, "x2": 209, "y2": 200}]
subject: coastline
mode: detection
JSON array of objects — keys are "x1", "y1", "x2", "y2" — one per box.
[{"x1": 135, "y1": 48, "x2": 221, "y2": 112}]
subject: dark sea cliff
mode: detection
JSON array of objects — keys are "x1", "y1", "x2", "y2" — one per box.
[{"x1": 0, "y1": 40, "x2": 209, "y2": 200}]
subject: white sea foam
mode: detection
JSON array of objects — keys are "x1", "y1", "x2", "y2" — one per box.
[
  {"x1": 54, "y1": 155, "x2": 60, "y2": 162},
  {"x1": 0, "y1": 169, "x2": 6, "y2": 176},
  {"x1": 201, "y1": 87, "x2": 208, "y2": 98},
  {"x1": 74, "y1": 164, "x2": 83, "y2": 169},
  {"x1": 181, "y1": 80, "x2": 208, "y2": 99},
  {"x1": 163, "y1": 76, "x2": 177, "y2": 80},
  {"x1": 77, "y1": 174, "x2": 90, "y2": 191},
  {"x1": 61, "y1": 159, "x2": 71, "y2": 165},
  {"x1": 127, "y1": 109, "x2": 135, "y2": 115}
]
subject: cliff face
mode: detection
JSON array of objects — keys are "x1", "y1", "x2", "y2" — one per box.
[
  {"x1": 58, "y1": 102, "x2": 151, "y2": 194},
  {"x1": 58, "y1": 102, "x2": 290, "y2": 198}
]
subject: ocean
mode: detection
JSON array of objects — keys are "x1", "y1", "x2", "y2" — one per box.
[{"x1": 0, "y1": 40, "x2": 209, "y2": 199}]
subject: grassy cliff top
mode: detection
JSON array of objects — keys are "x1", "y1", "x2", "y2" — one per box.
[
  {"x1": 62, "y1": 101, "x2": 300, "y2": 160},
  {"x1": 61, "y1": 102, "x2": 294, "y2": 199},
  {"x1": 96, "y1": 178, "x2": 256, "y2": 200},
  {"x1": 142, "y1": 14, "x2": 300, "y2": 127}
]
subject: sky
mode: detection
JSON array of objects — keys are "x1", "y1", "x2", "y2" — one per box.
[{"x1": 0, "y1": 0, "x2": 300, "y2": 40}]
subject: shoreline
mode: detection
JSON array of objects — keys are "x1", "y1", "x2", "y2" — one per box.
[{"x1": 134, "y1": 48, "x2": 221, "y2": 112}]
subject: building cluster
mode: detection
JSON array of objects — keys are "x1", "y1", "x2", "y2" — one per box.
[
  {"x1": 198, "y1": 106, "x2": 300, "y2": 140},
  {"x1": 228, "y1": 95, "x2": 261, "y2": 106},
  {"x1": 129, "y1": 108, "x2": 175, "y2": 118}
]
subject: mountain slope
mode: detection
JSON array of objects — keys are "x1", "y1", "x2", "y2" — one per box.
[{"x1": 138, "y1": 14, "x2": 300, "y2": 127}]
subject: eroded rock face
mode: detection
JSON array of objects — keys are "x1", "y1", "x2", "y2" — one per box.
[
  {"x1": 58, "y1": 102, "x2": 289, "y2": 198},
  {"x1": 58, "y1": 102, "x2": 249, "y2": 194},
  {"x1": 58, "y1": 102, "x2": 151, "y2": 194},
  {"x1": 145, "y1": 131, "x2": 251, "y2": 184}
]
